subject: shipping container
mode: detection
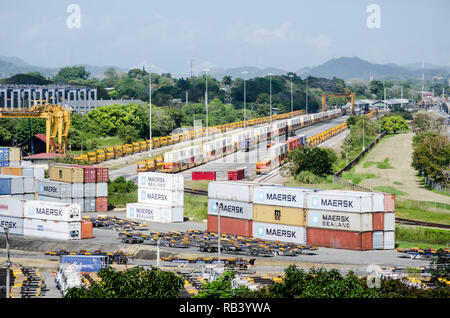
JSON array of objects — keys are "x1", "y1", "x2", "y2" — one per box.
[
  {"x1": 0, "y1": 176, "x2": 24, "y2": 195},
  {"x1": 192, "y1": 171, "x2": 216, "y2": 181},
  {"x1": 372, "y1": 212, "x2": 384, "y2": 231},
  {"x1": 207, "y1": 199, "x2": 253, "y2": 220},
  {"x1": 253, "y1": 185, "x2": 308, "y2": 208},
  {"x1": 384, "y1": 213, "x2": 395, "y2": 231},
  {"x1": 71, "y1": 183, "x2": 84, "y2": 198},
  {"x1": 96, "y1": 168, "x2": 109, "y2": 183},
  {"x1": 0, "y1": 148, "x2": 9, "y2": 161},
  {"x1": 137, "y1": 172, "x2": 184, "y2": 191},
  {"x1": 37, "y1": 195, "x2": 72, "y2": 204},
  {"x1": 23, "y1": 177, "x2": 36, "y2": 194},
  {"x1": 84, "y1": 198, "x2": 96, "y2": 212},
  {"x1": 0, "y1": 197, "x2": 24, "y2": 218},
  {"x1": 48, "y1": 164, "x2": 84, "y2": 183},
  {"x1": 83, "y1": 183, "x2": 96, "y2": 198},
  {"x1": 1, "y1": 167, "x2": 23, "y2": 176},
  {"x1": 23, "y1": 200, "x2": 81, "y2": 222},
  {"x1": 126, "y1": 203, "x2": 184, "y2": 223},
  {"x1": 384, "y1": 193, "x2": 395, "y2": 212},
  {"x1": 21, "y1": 167, "x2": 44, "y2": 179},
  {"x1": 23, "y1": 193, "x2": 36, "y2": 200},
  {"x1": 0, "y1": 215, "x2": 23, "y2": 235},
  {"x1": 0, "y1": 161, "x2": 9, "y2": 168},
  {"x1": 60, "y1": 255, "x2": 107, "y2": 272},
  {"x1": 95, "y1": 183, "x2": 108, "y2": 197},
  {"x1": 306, "y1": 228, "x2": 373, "y2": 251},
  {"x1": 207, "y1": 215, "x2": 252, "y2": 237},
  {"x1": 384, "y1": 231, "x2": 395, "y2": 250},
  {"x1": 305, "y1": 190, "x2": 385, "y2": 213},
  {"x1": 306, "y1": 209, "x2": 372, "y2": 232},
  {"x1": 72, "y1": 198, "x2": 84, "y2": 212},
  {"x1": 372, "y1": 231, "x2": 384, "y2": 249},
  {"x1": 252, "y1": 221, "x2": 306, "y2": 244},
  {"x1": 138, "y1": 188, "x2": 184, "y2": 206},
  {"x1": 253, "y1": 204, "x2": 305, "y2": 226},
  {"x1": 38, "y1": 180, "x2": 72, "y2": 198},
  {"x1": 208, "y1": 181, "x2": 255, "y2": 202},
  {"x1": 95, "y1": 197, "x2": 108, "y2": 212},
  {"x1": 23, "y1": 218, "x2": 81, "y2": 240},
  {"x1": 8, "y1": 147, "x2": 21, "y2": 162},
  {"x1": 80, "y1": 220, "x2": 93, "y2": 239}
]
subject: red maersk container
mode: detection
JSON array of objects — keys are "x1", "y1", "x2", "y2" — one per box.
[
  {"x1": 307, "y1": 228, "x2": 373, "y2": 251},
  {"x1": 96, "y1": 168, "x2": 109, "y2": 183},
  {"x1": 228, "y1": 168, "x2": 245, "y2": 181},
  {"x1": 192, "y1": 171, "x2": 216, "y2": 181},
  {"x1": 372, "y1": 212, "x2": 385, "y2": 231},
  {"x1": 207, "y1": 215, "x2": 252, "y2": 237},
  {"x1": 74, "y1": 165, "x2": 97, "y2": 183}
]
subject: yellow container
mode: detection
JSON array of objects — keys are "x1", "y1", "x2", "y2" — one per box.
[
  {"x1": 48, "y1": 164, "x2": 84, "y2": 183},
  {"x1": 8, "y1": 147, "x2": 21, "y2": 162},
  {"x1": 1, "y1": 167, "x2": 23, "y2": 176},
  {"x1": 252, "y1": 204, "x2": 306, "y2": 227}
]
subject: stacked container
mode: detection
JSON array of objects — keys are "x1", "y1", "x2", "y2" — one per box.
[
  {"x1": 252, "y1": 185, "x2": 309, "y2": 245},
  {"x1": 0, "y1": 147, "x2": 21, "y2": 167},
  {"x1": 126, "y1": 172, "x2": 184, "y2": 223},
  {"x1": 0, "y1": 197, "x2": 82, "y2": 240},
  {"x1": 305, "y1": 190, "x2": 395, "y2": 250}
]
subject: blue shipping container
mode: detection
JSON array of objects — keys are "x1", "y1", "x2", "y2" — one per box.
[
  {"x1": 0, "y1": 161, "x2": 9, "y2": 167},
  {"x1": 0, "y1": 148, "x2": 9, "y2": 161},
  {"x1": 60, "y1": 255, "x2": 107, "y2": 272},
  {"x1": 0, "y1": 178, "x2": 11, "y2": 195}
]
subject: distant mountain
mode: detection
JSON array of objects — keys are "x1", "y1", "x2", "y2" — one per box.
[
  {"x1": 296, "y1": 56, "x2": 450, "y2": 81},
  {"x1": 207, "y1": 66, "x2": 287, "y2": 80}
]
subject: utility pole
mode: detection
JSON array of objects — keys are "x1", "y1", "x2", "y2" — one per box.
[
  {"x1": 147, "y1": 64, "x2": 152, "y2": 157},
  {"x1": 289, "y1": 74, "x2": 294, "y2": 117}
]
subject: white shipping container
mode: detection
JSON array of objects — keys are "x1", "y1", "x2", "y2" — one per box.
[
  {"x1": 252, "y1": 221, "x2": 306, "y2": 244},
  {"x1": 38, "y1": 180, "x2": 71, "y2": 198},
  {"x1": 72, "y1": 198, "x2": 84, "y2": 212},
  {"x1": 38, "y1": 195, "x2": 72, "y2": 204},
  {"x1": 207, "y1": 198, "x2": 253, "y2": 220},
  {"x1": 95, "y1": 183, "x2": 108, "y2": 197},
  {"x1": 24, "y1": 200, "x2": 81, "y2": 222},
  {"x1": 383, "y1": 231, "x2": 395, "y2": 250},
  {"x1": 84, "y1": 198, "x2": 96, "y2": 212},
  {"x1": 137, "y1": 172, "x2": 184, "y2": 191},
  {"x1": 11, "y1": 194, "x2": 24, "y2": 200},
  {"x1": 0, "y1": 197, "x2": 24, "y2": 218},
  {"x1": 138, "y1": 188, "x2": 184, "y2": 206},
  {"x1": 71, "y1": 183, "x2": 84, "y2": 198},
  {"x1": 23, "y1": 177, "x2": 36, "y2": 193},
  {"x1": 126, "y1": 203, "x2": 184, "y2": 223},
  {"x1": 253, "y1": 186, "x2": 308, "y2": 208},
  {"x1": 33, "y1": 167, "x2": 45, "y2": 180},
  {"x1": 306, "y1": 191, "x2": 384, "y2": 213},
  {"x1": 84, "y1": 183, "x2": 96, "y2": 198},
  {"x1": 306, "y1": 209, "x2": 372, "y2": 232},
  {"x1": 384, "y1": 213, "x2": 395, "y2": 231},
  {"x1": 0, "y1": 215, "x2": 23, "y2": 235},
  {"x1": 208, "y1": 181, "x2": 255, "y2": 202},
  {"x1": 23, "y1": 193, "x2": 35, "y2": 200},
  {"x1": 372, "y1": 231, "x2": 384, "y2": 249},
  {"x1": 23, "y1": 218, "x2": 81, "y2": 240},
  {"x1": 0, "y1": 175, "x2": 24, "y2": 194}
]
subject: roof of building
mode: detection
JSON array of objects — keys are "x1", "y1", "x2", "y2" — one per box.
[
  {"x1": 34, "y1": 134, "x2": 59, "y2": 147},
  {"x1": 23, "y1": 152, "x2": 66, "y2": 160}
]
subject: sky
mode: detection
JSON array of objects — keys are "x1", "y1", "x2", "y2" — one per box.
[{"x1": 1, "y1": 0, "x2": 449, "y2": 75}]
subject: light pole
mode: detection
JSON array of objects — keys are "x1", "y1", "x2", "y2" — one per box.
[
  {"x1": 147, "y1": 64, "x2": 152, "y2": 157},
  {"x1": 204, "y1": 68, "x2": 209, "y2": 138},
  {"x1": 306, "y1": 77, "x2": 309, "y2": 114},
  {"x1": 242, "y1": 71, "x2": 248, "y2": 129},
  {"x1": 289, "y1": 74, "x2": 294, "y2": 117},
  {"x1": 269, "y1": 73, "x2": 273, "y2": 124}
]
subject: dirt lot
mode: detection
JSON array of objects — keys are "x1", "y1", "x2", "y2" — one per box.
[{"x1": 354, "y1": 132, "x2": 449, "y2": 205}]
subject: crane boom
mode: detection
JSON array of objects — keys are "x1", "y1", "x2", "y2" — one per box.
[{"x1": 321, "y1": 88, "x2": 355, "y2": 115}]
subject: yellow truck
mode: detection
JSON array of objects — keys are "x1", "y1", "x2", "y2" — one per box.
[
  {"x1": 96, "y1": 149, "x2": 106, "y2": 162},
  {"x1": 139, "y1": 140, "x2": 148, "y2": 152},
  {"x1": 87, "y1": 151, "x2": 97, "y2": 164},
  {"x1": 132, "y1": 142, "x2": 141, "y2": 154},
  {"x1": 136, "y1": 159, "x2": 156, "y2": 172},
  {"x1": 155, "y1": 156, "x2": 164, "y2": 170},
  {"x1": 124, "y1": 144, "x2": 133, "y2": 155},
  {"x1": 113, "y1": 145, "x2": 124, "y2": 158},
  {"x1": 152, "y1": 137, "x2": 161, "y2": 149}
]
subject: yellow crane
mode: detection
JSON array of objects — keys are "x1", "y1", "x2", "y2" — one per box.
[
  {"x1": 0, "y1": 102, "x2": 71, "y2": 153},
  {"x1": 321, "y1": 88, "x2": 355, "y2": 115}
]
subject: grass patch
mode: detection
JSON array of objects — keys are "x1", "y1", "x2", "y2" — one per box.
[
  {"x1": 376, "y1": 157, "x2": 394, "y2": 169},
  {"x1": 184, "y1": 180, "x2": 210, "y2": 192},
  {"x1": 184, "y1": 193, "x2": 208, "y2": 222},
  {"x1": 108, "y1": 191, "x2": 138, "y2": 209},
  {"x1": 341, "y1": 171, "x2": 376, "y2": 184},
  {"x1": 363, "y1": 161, "x2": 377, "y2": 168},
  {"x1": 393, "y1": 181, "x2": 403, "y2": 185},
  {"x1": 395, "y1": 199, "x2": 450, "y2": 225},
  {"x1": 284, "y1": 179, "x2": 347, "y2": 190},
  {"x1": 395, "y1": 241, "x2": 448, "y2": 250},
  {"x1": 373, "y1": 185, "x2": 407, "y2": 196},
  {"x1": 395, "y1": 225, "x2": 450, "y2": 245}
]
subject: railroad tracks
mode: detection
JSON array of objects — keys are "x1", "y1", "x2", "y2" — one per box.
[{"x1": 395, "y1": 217, "x2": 450, "y2": 229}]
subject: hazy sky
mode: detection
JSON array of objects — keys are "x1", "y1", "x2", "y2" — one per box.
[{"x1": 1, "y1": 0, "x2": 449, "y2": 74}]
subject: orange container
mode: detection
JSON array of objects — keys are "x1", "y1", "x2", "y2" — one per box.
[
  {"x1": 81, "y1": 220, "x2": 93, "y2": 239},
  {"x1": 95, "y1": 197, "x2": 108, "y2": 212},
  {"x1": 372, "y1": 212, "x2": 384, "y2": 231},
  {"x1": 307, "y1": 228, "x2": 373, "y2": 251},
  {"x1": 383, "y1": 193, "x2": 395, "y2": 212},
  {"x1": 1, "y1": 167, "x2": 23, "y2": 176},
  {"x1": 207, "y1": 215, "x2": 252, "y2": 237}
]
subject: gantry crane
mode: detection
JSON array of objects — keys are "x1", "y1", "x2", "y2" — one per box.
[
  {"x1": 0, "y1": 102, "x2": 71, "y2": 154},
  {"x1": 321, "y1": 88, "x2": 356, "y2": 115}
]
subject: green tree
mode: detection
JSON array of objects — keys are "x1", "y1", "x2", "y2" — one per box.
[
  {"x1": 194, "y1": 270, "x2": 250, "y2": 298},
  {"x1": 118, "y1": 124, "x2": 139, "y2": 144},
  {"x1": 283, "y1": 147, "x2": 337, "y2": 177},
  {"x1": 381, "y1": 115, "x2": 409, "y2": 134},
  {"x1": 53, "y1": 66, "x2": 90, "y2": 83}
]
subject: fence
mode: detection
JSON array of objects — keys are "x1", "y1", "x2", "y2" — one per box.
[
  {"x1": 332, "y1": 175, "x2": 375, "y2": 192},
  {"x1": 423, "y1": 175, "x2": 450, "y2": 195}
]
